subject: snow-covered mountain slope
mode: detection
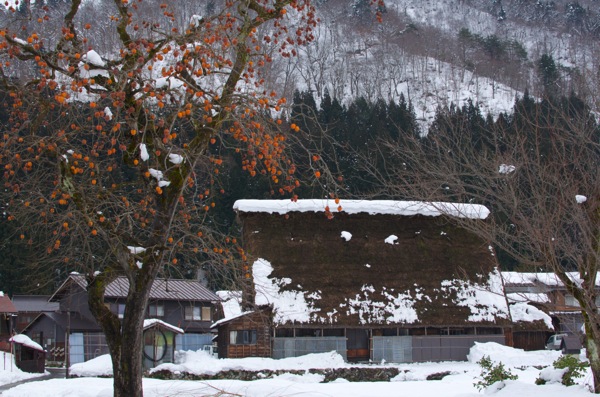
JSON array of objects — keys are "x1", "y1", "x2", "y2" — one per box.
[
  {"x1": 270, "y1": 0, "x2": 599, "y2": 126},
  {"x1": 4, "y1": 0, "x2": 598, "y2": 126}
]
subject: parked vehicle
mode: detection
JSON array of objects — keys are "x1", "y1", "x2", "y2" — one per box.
[
  {"x1": 545, "y1": 334, "x2": 568, "y2": 350},
  {"x1": 202, "y1": 344, "x2": 218, "y2": 357}
]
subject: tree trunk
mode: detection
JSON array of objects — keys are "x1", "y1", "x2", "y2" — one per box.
[
  {"x1": 587, "y1": 330, "x2": 600, "y2": 393},
  {"x1": 88, "y1": 272, "x2": 154, "y2": 397},
  {"x1": 113, "y1": 303, "x2": 146, "y2": 395}
]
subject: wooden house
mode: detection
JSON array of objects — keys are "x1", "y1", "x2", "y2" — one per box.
[
  {"x1": 24, "y1": 274, "x2": 220, "y2": 366},
  {"x1": 503, "y1": 271, "x2": 596, "y2": 348},
  {"x1": 0, "y1": 294, "x2": 17, "y2": 352},
  {"x1": 216, "y1": 199, "x2": 518, "y2": 363},
  {"x1": 12, "y1": 295, "x2": 59, "y2": 333}
]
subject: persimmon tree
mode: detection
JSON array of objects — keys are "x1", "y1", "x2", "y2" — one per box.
[
  {"x1": 372, "y1": 97, "x2": 600, "y2": 392},
  {"x1": 0, "y1": 0, "x2": 319, "y2": 395}
]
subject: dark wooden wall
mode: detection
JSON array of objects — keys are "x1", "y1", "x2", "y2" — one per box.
[{"x1": 217, "y1": 311, "x2": 271, "y2": 359}]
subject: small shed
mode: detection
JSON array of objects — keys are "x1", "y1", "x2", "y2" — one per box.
[
  {"x1": 142, "y1": 319, "x2": 183, "y2": 370},
  {"x1": 212, "y1": 309, "x2": 272, "y2": 359},
  {"x1": 10, "y1": 334, "x2": 45, "y2": 373}
]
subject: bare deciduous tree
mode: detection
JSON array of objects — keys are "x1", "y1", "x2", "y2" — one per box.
[{"x1": 372, "y1": 99, "x2": 600, "y2": 391}]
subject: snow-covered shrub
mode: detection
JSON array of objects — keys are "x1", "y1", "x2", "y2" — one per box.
[
  {"x1": 536, "y1": 355, "x2": 587, "y2": 386},
  {"x1": 474, "y1": 355, "x2": 517, "y2": 391}
]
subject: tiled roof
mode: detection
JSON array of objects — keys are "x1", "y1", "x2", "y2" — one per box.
[
  {"x1": 0, "y1": 295, "x2": 17, "y2": 313},
  {"x1": 51, "y1": 274, "x2": 220, "y2": 302}
]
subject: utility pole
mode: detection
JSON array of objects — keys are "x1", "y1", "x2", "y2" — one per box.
[{"x1": 65, "y1": 299, "x2": 70, "y2": 378}]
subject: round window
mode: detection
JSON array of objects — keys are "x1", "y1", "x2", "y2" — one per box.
[{"x1": 143, "y1": 329, "x2": 167, "y2": 362}]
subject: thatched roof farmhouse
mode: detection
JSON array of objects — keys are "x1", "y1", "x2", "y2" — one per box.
[{"x1": 216, "y1": 199, "x2": 544, "y2": 362}]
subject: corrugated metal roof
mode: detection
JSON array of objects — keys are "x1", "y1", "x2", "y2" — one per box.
[
  {"x1": 26, "y1": 312, "x2": 101, "y2": 332},
  {"x1": 107, "y1": 277, "x2": 220, "y2": 301},
  {"x1": 60, "y1": 274, "x2": 220, "y2": 302},
  {"x1": 0, "y1": 295, "x2": 17, "y2": 313},
  {"x1": 12, "y1": 296, "x2": 59, "y2": 312}
]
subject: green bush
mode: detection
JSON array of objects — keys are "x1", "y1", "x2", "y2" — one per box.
[
  {"x1": 535, "y1": 355, "x2": 587, "y2": 386},
  {"x1": 553, "y1": 355, "x2": 587, "y2": 386},
  {"x1": 474, "y1": 355, "x2": 518, "y2": 391}
]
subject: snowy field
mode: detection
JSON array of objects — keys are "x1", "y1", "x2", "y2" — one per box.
[
  {"x1": 0, "y1": 351, "x2": 46, "y2": 387},
  {"x1": 0, "y1": 342, "x2": 594, "y2": 396}
]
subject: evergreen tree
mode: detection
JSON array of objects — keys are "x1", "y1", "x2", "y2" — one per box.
[{"x1": 537, "y1": 53, "x2": 560, "y2": 97}]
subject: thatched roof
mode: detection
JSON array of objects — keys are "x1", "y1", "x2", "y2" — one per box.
[{"x1": 235, "y1": 199, "x2": 511, "y2": 328}]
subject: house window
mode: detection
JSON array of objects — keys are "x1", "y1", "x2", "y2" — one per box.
[
  {"x1": 565, "y1": 294, "x2": 580, "y2": 307},
  {"x1": 230, "y1": 330, "x2": 257, "y2": 345},
  {"x1": 440, "y1": 328, "x2": 465, "y2": 336},
  {"x1": 117, "y1": 303, "x2": 126, "y2": 319},
  {"x1": 201, "y1": 307, "x2": 211, "y2": 321},
  {"x1": 185, "y1": 306, "x2": 211, "y2": 321},
  {"x1": 185, "y1": 306, "x2": 200, "y2": 320},
  {"x1": 148, "y1": 303, "x2": 164, "y2": 318}
]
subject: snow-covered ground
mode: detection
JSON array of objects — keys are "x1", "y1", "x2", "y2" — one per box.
[
  {"x1": 0, "y1": 352, "x2": 47, "y2": 386},
  {"x1": 1, "y1": 342, "x2": 594, "y2": 396}
]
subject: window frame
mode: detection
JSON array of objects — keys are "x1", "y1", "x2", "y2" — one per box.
[
  {"x1": 184, "y1": 305, "x2": 201, "y2": 321},
  {"x1": 229, "y1": 330, "x2": 257, "y2": 345},
  {"x1": 201, "y1": 306, "x2": 211, "y2": 321},
  {"x1": 148, "y1": 303, "x2": 165, "y2": 318}
]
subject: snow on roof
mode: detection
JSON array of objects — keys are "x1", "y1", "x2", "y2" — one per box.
[
  {"x1": 509, "y1": 302, "x2": 553, "y2": 330},
  {"x1": 143, "y1": 319, "x2": 184, "y2": 334},
  {"x1": 252, "y1": 257, "x2": 511, "y2": 326},
  {"x1": 502, "y1": 272, "x2": 600, "y2": 288},
  {"x1": 440, "y1": 270, "x2": 510, "y2": 323},
  {"x1": 234, "y1": 199, "x2": 490, "y2": 219},
  {"x1": 340, "y1": 231, "x2": 352, "y2": 241},
  {"x1": 253, "y1": 258, "x2": 319, "y2": 323},
  {"x1": 507, "y1": 292, "x2": 550, "y2": 304},
  {"x1": 346, "y1": 284, "x2": 420, "y2": 325},
  {"x1": 210, "y1": 311, "x2": 255, "y2": 329},
  {"x1": 10, "y1": 334, "x2": 45, "y2": 352},
  {"x1": 215, "y1": 291, "x2": 243, "y2": 319}
]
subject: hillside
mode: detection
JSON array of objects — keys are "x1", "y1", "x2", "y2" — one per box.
[
  {"x1": 274, "y1": 0, "x2": 600, "y2": 125},
  {"x1": 3, "y1": 0, "x2": 597, "y2": 122}
]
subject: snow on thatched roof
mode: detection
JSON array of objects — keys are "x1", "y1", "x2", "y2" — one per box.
[
  {"x1": 237, "y1": 203, "x2": 509, "y2": 328},
  {"x1": 252, "y1": 258, "x2": 510, "y2": 326},
  {"x1": 216, "y1": 291, "x2": 243, "y2": 319},
  {"x1": 234, "y1": 199, "x2": 490, "y2": 219}
]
